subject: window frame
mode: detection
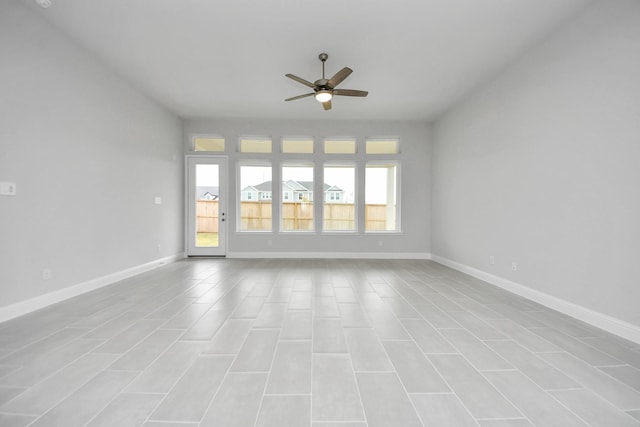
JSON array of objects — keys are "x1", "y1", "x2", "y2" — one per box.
[
  {"x1": 364, "y1": 160, "x2": 402, "y2": 233},
  {"x1": 237, "y1": 161, "x2": 274, "y2": 233}
]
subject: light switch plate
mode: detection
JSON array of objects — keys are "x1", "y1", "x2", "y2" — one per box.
[
  {"x1": 154, "y1": 196, "x2": 162, "y2": 205},
  {"x1": 0, "y1": 182, "x2": 17, "y2": 196}
]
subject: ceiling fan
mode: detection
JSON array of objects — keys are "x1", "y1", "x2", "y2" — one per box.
[{"x1": 285, "y1": 53, "x2": 368, "y2": 111}]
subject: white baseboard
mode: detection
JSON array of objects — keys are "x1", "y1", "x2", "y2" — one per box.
[
  {"x1": 0, "y1": 253, "x2": 184, "y2": 323},
  {"x1": 227, "y1": 251, "x2": 431, "y2": 260},
  {"x1": 431, "y1": 254, "x2": 640, "y2": 345}
]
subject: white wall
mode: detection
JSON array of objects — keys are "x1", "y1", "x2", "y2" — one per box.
[
  {"x1": 184, "y1": 118, "x2": 431, "y2": 257},
  {"x1": 0, "y1": 1, "x2": 184, "y2": 312},
  {"x1": 431, "y1": 0, "x2": 640, "y2": 328}
]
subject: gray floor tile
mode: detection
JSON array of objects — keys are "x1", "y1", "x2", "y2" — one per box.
[
  {"x1": 446, "y1": 311, "x2": 506, "y2": 340},
  {"x1": 0, "y1": 327, "x2": 90, "y2": 366},
  {"x1": 87, "y1": 393, "x2": 164, "y2": 427},
  {"x1": 530, "y1": 327, "x2": 621, "y2": 366},
  {"x1": 312, "y1": 354, "x2": 365, "y2": 422},
  {"x1": 410, "y1": 393, "x2": 478, "y2": 427},
  {"x1": 382, "y1": 297, "x2": 421, "y2": 318},
  {"x1": 143, "y1": 421, "x2": 199, "y2": 427},
  {"x1": 428, "y1": 354, "x2": 521, "y2": 419},
  {"x1": 266, "y1": 287, "x2": 291, "y2": 302},
  {"x1": 483, "y1": 370, "x2": 586, "y2": 426},
  {"x1": 253, "y1": 303, "x2": 287, "y2": 328},
  {"x1": 338, "y1": 304, "x2": 370, "y2": 327},
  {"x1": 440, "y1": 329, "x2": 512, "y2": 370},
  {"x1": 367, "y1": 310, "x2": 410, "y2": 340},
  {"x1": 312, "y1": 422, "x2": 367, "y2": 427},
  {"x1": 628, "y1": 410, "x2": 640, "y2": 422},
  {"x1": 401, "y1": 318, "x2": 457, "y2": 354},
  {"x1": 289, "y1": 292, "x2": 312, "y2": 310},
  {"x1": 256, "y1": 395, "x2": 311, "y2": 427},
  {"x1": 540, "y1": 351, "x2": 640, "y2": 410},
  {"x1": 93, "y1": 319, "x2": 164, "y2": 354},
  {"x1": 200, "y1": 372, "x2": 267, "y2": 426},
  {"x1": 150, "y1": 355, "x2": 232, "y2": 422},
  {"x1": 413, "y1": 303, "x2": 461, "y2": 328},
  {"x1": 478, "y1": 420, "x2": 533, "y2": 427},
  {"x1": 265, "y1": 340, "x2": 312, "y2": 394},
  {"x1": 231, "y1": 329, "x2": 280, "y2": 372},
  {"x1": 344, "y1": 329, "x2": 393, "y2": 372},
  {"x1": 251, "y1": 283, "x2": 275, "y2": 297},
  {"x1": 81, "y1": 312, "x2": 147, "y2": 340},
  {"x1": 0, "y1": 413, "x2": 36, "y2": 427},
  {"x1": 335, "y1": 288, "x2": 358, "y2": 303},
  {"x1": 356, "y1": 372, "x2": 422, "y2": 427},
  {"x1": 313, "y1": 318, "x2": 348, "y2": 353},
  {"x1": 201, "y1": 318, "x2": 253, "y2": 354},
  {"x1": 108, "y1": 328, "x2": 181, "y2": 370},
  {"x1": 314, "y1": 296, "x2": 340, "y2": 317},
  {"x1": 0, "y1": 353, "x2": 117, "y2": 415},
  {"x1": 124, "y1": 341, "x2": 205, "y2": 393},
  {"x1": 0, "y1": 339, "x2": 103, "y2": 387},
  {"x1": 485, "y1": 318, "x2": 559, "y2": 352},
  {"x1": 549, "y1": 388, "x2": 640, "y2": 427},
  {"x1": 161, "y1": 303, "x2": 212, "y2": 329},
  {"x1": 29, "y1": 370, "x2": 138, "y2": 427},
  {"x1": 582, "y1": 336, "x2": 640, "y2": 370},
  {"x1": 281, "y1": 311, "x2": 312, "y2": 339},
  {"x1": 383, "y1": 340, "x2": 450, "y2": 393},
  {"x1": 2, "y1": 259, "x2": 638, "y2": 427},
  {"x1": 231, "y1": 296, "x2": 266, "y2": 319},
  {"x1": 180, "y1": 308, "x2": 230, "y2": 340},
  {"x1": 485, "y1": 340, "x2": 579, "y2": 390},
  {"x1": 599, "y1": 364, "x2": 640, "y2": 392},
  {"x1": 0, "y1": 386, "x2": 25, "y2": 407}
]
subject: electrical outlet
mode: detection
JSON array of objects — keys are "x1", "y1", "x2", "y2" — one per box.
[
  {"x1": 511, "y1": 262, "x2": 518, "y2": 271},
  {"x1": 490, "y1": 255, "x2": 495, "y2": 265},
  {"x1": 42, "y1": 268, "x2": 53, "y2": 280}
]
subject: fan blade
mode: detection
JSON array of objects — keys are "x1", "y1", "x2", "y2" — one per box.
[
  {"x1": 327, "y1": 67, "x2": 353, "y2": 88},
  {"x1": 322, "y1": 100, "x2": 332, "y2": 110},
  {"x1": 285, "y1": 74, "x2": 316, "y2": 89},
  {"x1": 285, "y1": 93, "x2": 315, "y2": 102},
  {"x1": 333, "y1": 89, "x2": 368, "y2": 97}
]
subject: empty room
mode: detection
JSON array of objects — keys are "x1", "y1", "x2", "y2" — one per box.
[{"x1": 1, "y1": 0, "x2": 639, "y2": 426}]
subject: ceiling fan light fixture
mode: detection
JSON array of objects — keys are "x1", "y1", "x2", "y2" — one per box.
[{"x1": 315, "y1": 90, "x2": 332, "y2": 103}]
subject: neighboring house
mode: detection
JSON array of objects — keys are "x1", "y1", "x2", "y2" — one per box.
[
  {"x1": 241, "y1": 180, "x2": 345, "y2": 202},
  {"x1": 197, "y1": 186, "x2": 219, "y2": 200}
]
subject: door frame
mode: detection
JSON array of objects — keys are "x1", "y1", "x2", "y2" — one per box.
[{"x1": 185, "y1": 155, "x2": 228, "y2": 256}]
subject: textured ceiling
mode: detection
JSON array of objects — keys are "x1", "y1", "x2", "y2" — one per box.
[{"x1": 25, "y1": 0, "x2": 594, "y2": 121}]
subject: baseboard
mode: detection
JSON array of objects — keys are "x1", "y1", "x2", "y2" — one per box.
[
  {"x1": 431, "y1": 254, "x2": 640, "y2": 344},
  {"x1": 227, "y1": 251, "x2": 431, "y2": 260},
  {"x1": 0, "y1": 253, "x2": 184, "y2": 324}
]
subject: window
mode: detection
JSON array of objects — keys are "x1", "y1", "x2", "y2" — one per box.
[
  {"x1": 365, "y1": 163, "x2": 398, "y2": 232},
  {"x1": 323, "y1": 165, "x2": 356, "y2": 231},
  {"x1": 282, "y1": 165, "x2": 314, "y2": 231},
  {"x1": 324, "y1": 138, "x2": 356, "y2": 154},
  {"x1": 193, "y1": 136, "x2": 225, "y2": 152},
  {"x1": 240, "y1": 137, "x2": 272, "y2": 153},
  {"x1": 239, "y1": 165, "x2": 272, "y2": 231},
  {"x1": 282, "y1": 138, "x2": 314, "y2": 154},
  {"x1": 366, "y1": 138, "x2": 399, "y2": 154}
]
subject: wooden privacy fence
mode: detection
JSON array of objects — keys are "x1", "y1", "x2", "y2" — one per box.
[{"x1": 197, "y1": 200, "x2": 388, "y2": 231}]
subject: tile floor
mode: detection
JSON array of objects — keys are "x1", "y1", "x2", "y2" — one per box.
[{"x1": 0, "y1": 258, "x2": 639, "y2": 426}]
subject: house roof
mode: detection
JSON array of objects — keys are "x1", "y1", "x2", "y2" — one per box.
[{"x1": 244, "y1": 180, "x2": 343, "y2": 193}]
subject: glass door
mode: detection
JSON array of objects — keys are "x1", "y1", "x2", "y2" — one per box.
[{"x1": 186, "y1": 156, "x2": 227, "y2": 256}]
